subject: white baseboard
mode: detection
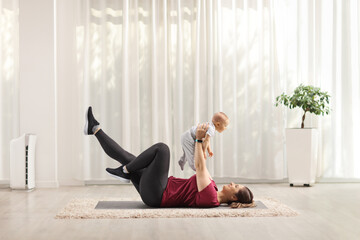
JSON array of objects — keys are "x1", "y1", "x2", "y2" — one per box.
[
  {"x1": 35, "y1": 180, "x2": 59, "y2": 188},
  {"x1": 213, "y1": 178, "x2": 288, "y2": 184},
  {"x1": 215, "y1": 178, "x2": 360, "y2": 184},
  {"x1": 0, "y1": 179, "x2": 59, "y2": 188},
  {"x1": 2, "y1": 178, "x2": 359, "y2": 188},
  {"x1": 85, "y1": 180, "x2": 130, "y2": 185},
  {"x1": 58, "y1": 179, "x2": 85, "y2": 186},
  {"x1": 84, "y1": 178, "x2": 289, "y2": 185},
  {"x1": 0, "y1": 180, "x2": 59, "y2": 188},
  {"x1": 316, "y1": 178, "x2": 360, "y2": 183},
  {"x1": 0, "y1": 179, "x2": 10, "y2": 188},
  {"x1": 85, "y1": 178, "x2": 360, "y2": 185}
]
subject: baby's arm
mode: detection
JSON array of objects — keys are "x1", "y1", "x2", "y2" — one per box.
[{"x1": 203, "y1": 134, "x2": 214, "y2": 158}]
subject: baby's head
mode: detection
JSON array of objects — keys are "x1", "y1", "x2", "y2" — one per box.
[{"x1": 212, "y1": 112, "x2": 229, "y2": 133}]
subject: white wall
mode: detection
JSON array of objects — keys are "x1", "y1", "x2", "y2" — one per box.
[
  {"x1": 16, "y1": 0, "x2": 85, "y2": 187},
  {"x1": 56, "y1": 0, "x2": 84, "y2": 186},
  {"x1": 15, "y1": 0, "x2": 87, "y2": 187},
  {"x1": 19, "y1": 0, "x2": 58, "y2": 187}
]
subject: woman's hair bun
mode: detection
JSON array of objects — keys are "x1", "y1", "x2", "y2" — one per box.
[{"x1": 230, "y1": 201, "x2": 256, "y2": 208}]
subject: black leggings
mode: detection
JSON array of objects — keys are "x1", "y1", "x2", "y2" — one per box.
[{"x1": 95, "y1": 129, "x2": 170, "y2": 207}]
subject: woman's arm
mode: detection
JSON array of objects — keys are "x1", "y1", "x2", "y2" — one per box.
[{"x1": 194, "y1": 123, "x2": 212, "y2": 191}]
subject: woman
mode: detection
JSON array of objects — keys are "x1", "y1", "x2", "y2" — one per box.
[{"x1": 84, "y1": 106, "x2": 255, "y2": 208}]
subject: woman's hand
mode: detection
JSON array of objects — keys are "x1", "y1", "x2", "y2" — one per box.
[{"x1": 195, "y1": 123, "x2": 209, "y2": 140}]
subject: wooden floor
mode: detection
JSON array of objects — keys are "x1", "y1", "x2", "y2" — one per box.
[{"x1": 0, "y1": 183, "x2": 359, "y2": 240}]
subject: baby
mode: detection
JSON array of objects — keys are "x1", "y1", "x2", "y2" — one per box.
[{"x1": 178, "y1": 112, "x2": 229, "y2": 171}]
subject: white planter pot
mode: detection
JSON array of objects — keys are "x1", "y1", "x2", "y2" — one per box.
[{"x1": 286, "y1": 128, "x2": 318, "y2": 187}]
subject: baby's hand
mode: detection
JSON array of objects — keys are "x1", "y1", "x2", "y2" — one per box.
[
  {"x1": 202, "y1": 141, "x2": 213, "y2": 158},
  {"x1": 207, "y1": 145, "x2": 214, "y2": 157}
]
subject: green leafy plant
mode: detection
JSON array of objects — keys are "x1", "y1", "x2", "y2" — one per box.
[{"x1": 275, "y1": 84, "x2": 331, "y2": 128}]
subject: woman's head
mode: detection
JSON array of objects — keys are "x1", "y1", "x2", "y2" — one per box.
[
  {"x1": 221, "y1": 182, "x2": 255, "y2": 208},
  {"x1": 234, "y1": 185, "x2": 253, "y2": 203}
]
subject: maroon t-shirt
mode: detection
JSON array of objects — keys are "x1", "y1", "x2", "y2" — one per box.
[{"x1": 160, "y1": 174, "x2": 220, "y2": 208}]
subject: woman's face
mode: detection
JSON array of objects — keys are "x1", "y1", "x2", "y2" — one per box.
[{"x1": 222, "y1": 182, "x2": 245, "y2": 197}]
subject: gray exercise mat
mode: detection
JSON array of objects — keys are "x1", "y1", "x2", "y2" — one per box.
[{"x1": 95, "y1": 201, "x2": 267, "y2": 209}]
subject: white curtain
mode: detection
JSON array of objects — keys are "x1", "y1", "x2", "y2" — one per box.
[
  {"x1": 76, "y1": 0, "x2": 360, "y2": 181},
  {"x1": 273, "y1": 0, "x2": 360, "y2": 178},
  {"x1": 0, "y1": 0, "x2": 18, "y2": 182}
]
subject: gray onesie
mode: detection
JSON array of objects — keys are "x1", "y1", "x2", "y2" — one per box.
[{"x1": 178, "y1": 122, "x2": 215, "y2": 171}]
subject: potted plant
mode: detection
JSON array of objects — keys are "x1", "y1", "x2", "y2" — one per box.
[{"x1": 275, "y1": 84, "x2": 331, "y2": 187}]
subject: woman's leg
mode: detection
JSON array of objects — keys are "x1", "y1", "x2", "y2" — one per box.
[
  {"x1": 95, "y1": 129, "x2": 135, "y2": 165},
  {"x1": 94, "y1": 129, "x2": 143, "y2": 193},
  {"x1": 85, "y1": 106, "x2": 144, "y2": 192},
  {"x1": 86, "y1": 107, "x2": 168, "y2": 204},
  {"x1": 125, "y1": 142, "x2": 170, "y2": 207},
  {"x1": 85, "y1": 105, "x2": 134, "y2": 165}
]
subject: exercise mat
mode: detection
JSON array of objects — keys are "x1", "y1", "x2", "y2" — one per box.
[
  {"x1": 55, "y1": 197, "x2": 298, "y2": 219},
  {"x1": 94, "y1": 200, "x2": 268, "y2": 209}
]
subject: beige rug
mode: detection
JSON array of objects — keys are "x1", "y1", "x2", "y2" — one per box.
[{"x1": 55, "y1": 197, "x2": 298, "y2": 219}]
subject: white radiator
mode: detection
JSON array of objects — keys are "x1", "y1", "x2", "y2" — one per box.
[{"x1": 10, "y1": 134, "x2": 37, "y2": 190}]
